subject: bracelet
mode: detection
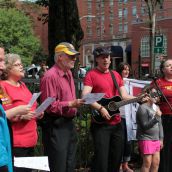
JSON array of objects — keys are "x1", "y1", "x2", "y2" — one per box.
[{"x1": 98, "y1": 106, "x2": 103, "y2": 112}]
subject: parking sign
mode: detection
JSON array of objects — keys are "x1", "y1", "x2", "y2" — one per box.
[
  {"x1": 154, "y1": 35, "x2": 164, "y2": 53},
  {"x1": 155, "y1": 35, "x2": 163, "y2": 47}
]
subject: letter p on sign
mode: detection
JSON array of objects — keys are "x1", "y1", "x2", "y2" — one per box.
[{"x1": 155, "y1": 36, "x2": 163, "y2": 48}]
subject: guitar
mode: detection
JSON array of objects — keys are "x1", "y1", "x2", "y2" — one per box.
[{"x1": 92, "y1": 92, "x2": 159, "y2": 123}]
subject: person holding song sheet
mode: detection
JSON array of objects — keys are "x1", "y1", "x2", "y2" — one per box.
[
  {"x1": 0, "y1": 53, "x2": 41, "y2": 172},
  {"x1": 40, "y1": 42, "x2": 84, "y2": 172},
  {"x1": 82, "y1": 46, "x2": 142, "y2": 172}
]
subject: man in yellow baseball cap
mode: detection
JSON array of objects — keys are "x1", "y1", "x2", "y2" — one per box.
[
  {"x1": 55, "y1": 42, "x2": 80, "y2": 55},
  {"x1": 40, "y1": 42, "x2": 84, "y2": 172}
]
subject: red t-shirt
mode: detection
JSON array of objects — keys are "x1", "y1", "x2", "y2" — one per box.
[
  {"x1": 84, "y1": 69, "x2": 124, "y2": 125},
  {"x1": 152, "y1": 78, "x2": 172, "y2": 115},
  {"x1": 0, "y1": 81, "x2": 38, "y2": 148}
]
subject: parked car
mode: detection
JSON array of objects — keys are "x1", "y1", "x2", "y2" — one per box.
[{"x1": 25, "y1": 66, "x2": 41, "y2": 79}]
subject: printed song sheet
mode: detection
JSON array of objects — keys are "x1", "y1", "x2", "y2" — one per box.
[
  {"x1": 83, "y1": 93, "x2": 105, "y2": 104},
  {"x1": 35, "y1": 97, "x2": 55, "y2": 116},
  {"x1": 28, "y1": 92, "x2": 41, "y2": 107}
]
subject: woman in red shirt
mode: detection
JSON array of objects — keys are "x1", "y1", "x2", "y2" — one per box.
[
  {"x1": 1, "y1": 53, "x2": 38, "y2": 172},
  {"x1": 152, "y1": 59, "x2": 172, "y2": 172}
]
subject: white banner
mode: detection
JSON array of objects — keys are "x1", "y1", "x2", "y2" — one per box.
[{"x1": 124, "y1": 78, "x2": 151, "y2": 141}]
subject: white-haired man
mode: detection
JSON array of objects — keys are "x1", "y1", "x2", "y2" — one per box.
[{"x1": 40, "y1": 42, "x2": 85, "y2": 172}]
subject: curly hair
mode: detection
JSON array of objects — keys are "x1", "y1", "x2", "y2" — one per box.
[{"x1": 1, "y1": 53, "x2": 21, "y2": 80}]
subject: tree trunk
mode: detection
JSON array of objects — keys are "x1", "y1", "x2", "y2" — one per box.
[{"x1": 48, "y1": 0, "x2": 83, "y2": 67}]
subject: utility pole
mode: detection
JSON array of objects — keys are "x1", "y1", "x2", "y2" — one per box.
[{"x1": 151, "y1": 12, "x2": 156, "y2": 75}]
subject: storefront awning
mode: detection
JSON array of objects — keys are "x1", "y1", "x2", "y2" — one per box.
[
  {"x1": 125, "y1": 44, "x2": 131, "y2": 53},
  {"x1": 110, "y1": 46, "x2": 123, "y2": 58},
  {"x1": 141, "y1": 63, "x2": 149, "y2": 67}
]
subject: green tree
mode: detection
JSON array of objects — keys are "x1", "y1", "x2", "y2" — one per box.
[{"x1": 0, "y1": 8, "x2": 41, "y2": 65}]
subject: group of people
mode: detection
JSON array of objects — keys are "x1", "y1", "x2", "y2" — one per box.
[{"x1": 1, "y1": 41, "x2": 172, "y2": 172}]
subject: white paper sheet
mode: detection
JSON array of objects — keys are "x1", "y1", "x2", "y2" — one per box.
[
  {"x1": 28, "y1": 92, "x2": 41, "y2": 107},
  {"x1": 152, "y1": 103, "x2": 157, "y2": 111},
  {"x1": 35, "y1": 97, "x2": 55, "y2": 116},
  {"x1": 14, "y1": 156, "x2": 50, "y2": 171},
  {"x1": 83, "y1": 93, "x2": 105, "y2": 104}
]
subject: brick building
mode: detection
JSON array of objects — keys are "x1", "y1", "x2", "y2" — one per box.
[
  {"x1": 17, "y1": 2, "x2": 48, "y2": 55},
  {"x1": 77, "y1": 0, "x2": 172, "y2": 76}
]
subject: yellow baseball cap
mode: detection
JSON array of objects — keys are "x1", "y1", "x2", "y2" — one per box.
[{"x1": 55, "y1": 42, "x2": 80, "y2": 55}]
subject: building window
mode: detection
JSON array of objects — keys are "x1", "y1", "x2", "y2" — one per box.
[
  {"x1": 119, "y1": 23, "x2": 123, "y2": 32},
  {"x1": 109, "y1": 0, "x2": 113, "y2": 6},
  {"x1": 124, "y1": 23, "x2": 128, "y2": 33},
  {"x1": 141, "y1": 7, "x2": 145, "y2": 16},
  {"x1": 163, "y1": 35, "x2": 167, "y2": 55},
  {"x1": 101, "y1": 15, "x2": 105, "y2": 21},
  {"x1": 132, "y1": 6, "x2": 137, "y2": 16},
  {"x1": 118, "y1": 9, "x2": 122, "y2": 18},
  {"x1": 97, "y1": 27, "x2": 100, "y2": 36},
  {"x1": 101, "y1": 26, "x2": 105, "y2": 34},
  {"x1": 87, "y1": 1, "x2": 92, "y2": 14},
  {"x1": 96, "y1": 2, "x2": 100, "y2": 11},
  {"x1": 86, "y1": 26, "x2": 92, "y2": 35},
  {"x1": 141, "y1": 36, "x2": 150, "y2": 57},
  {"x1": 96, "y1": 17, "x2": 100, "y2": 24},
  {"x1": 123, "y1": 8, "x2": 128, "y2": 18},
  {"x1": 101, "y1": 1, "x2": 104, "y2": 8}
]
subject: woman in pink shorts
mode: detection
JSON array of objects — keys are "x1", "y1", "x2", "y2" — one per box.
[{"x1": 136, "y1": 87, "x2": 163, "y2": 172}]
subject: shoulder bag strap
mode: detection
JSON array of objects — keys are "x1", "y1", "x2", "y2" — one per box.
[{"x1": 110, "y1": 70, "x2": 122, "y2": 98}]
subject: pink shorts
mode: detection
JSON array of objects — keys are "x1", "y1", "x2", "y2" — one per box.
[{"x1": 138, "y1": 140, "x2": 161, "y2": 155}]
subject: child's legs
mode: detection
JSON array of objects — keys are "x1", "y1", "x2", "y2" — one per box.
[
  {"x1": 150, "y1": 151, "x2": 160, "y2": 172},
  {"x1": 141, "y1": 154, "x2": 152, "y2": 172}
]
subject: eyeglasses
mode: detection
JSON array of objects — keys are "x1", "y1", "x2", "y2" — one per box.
[
  {"x1": 13, "y1": 63, "x2": 23, "y2": 67},
  {"x1": 68, "y1": 55, "x2": 76, "y2": 60},
  {"x1": 64, "y1": 54, "x2": 76, "y2": 60}
]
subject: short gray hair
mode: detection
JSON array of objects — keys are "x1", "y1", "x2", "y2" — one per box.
[
  {"x1": 54, "y1": 52, "x2": 66, "y2": 63},
  {"x1": 2, "y1": 53, "x2": 21, "y2": 80}
]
